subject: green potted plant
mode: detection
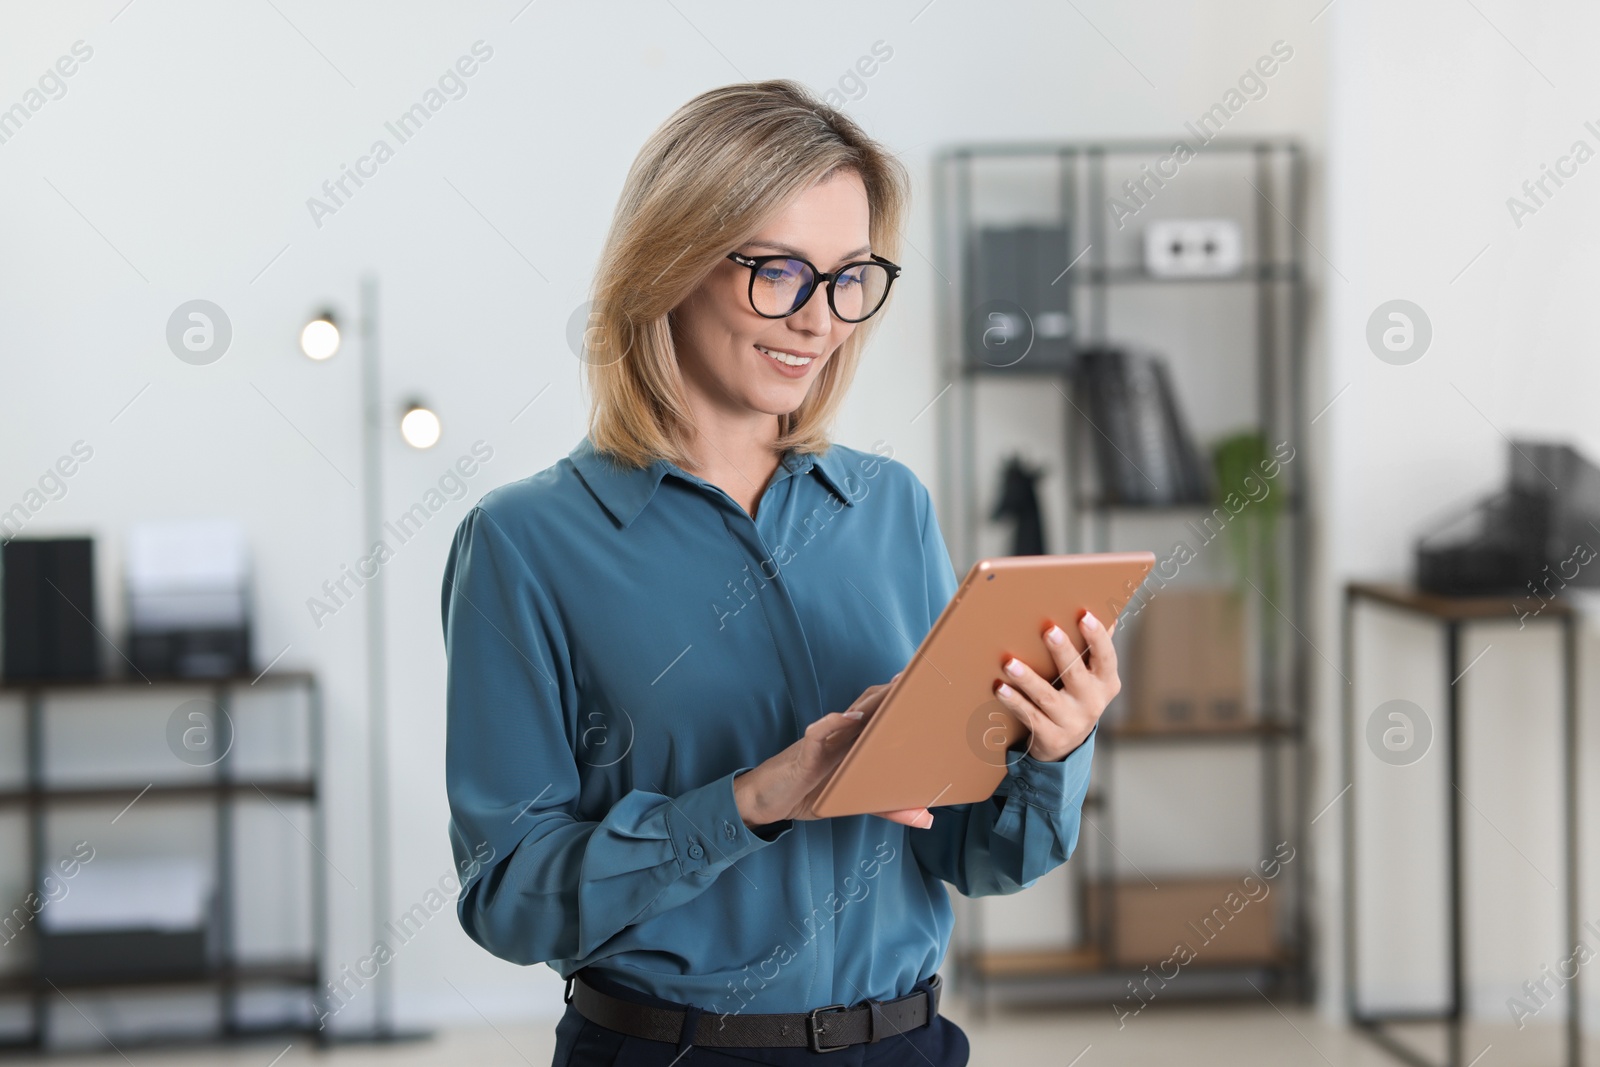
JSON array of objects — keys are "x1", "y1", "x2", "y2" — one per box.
[{"x1": 1210, "y1": 430, "x2": 1288, "y2": 708}]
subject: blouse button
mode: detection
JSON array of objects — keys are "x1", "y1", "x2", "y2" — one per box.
[
  {"x1": 688, "y1": 843, "x2": 704, "y2": 859},
  {"x1": 723, "y1": 821, "x2": 737, "y2": 839}
]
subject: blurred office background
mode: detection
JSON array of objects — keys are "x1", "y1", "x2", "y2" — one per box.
[{"x1": 3, "y1": 1, "x2": 1600, "y2": 1064}]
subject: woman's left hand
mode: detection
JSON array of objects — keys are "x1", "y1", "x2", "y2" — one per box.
[{"x1": 991, "y1": 610, "x2": 1120, "y2": 763}]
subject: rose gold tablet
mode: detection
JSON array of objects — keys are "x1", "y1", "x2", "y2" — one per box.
[{"x1": 810, "y1": 551, "x2": 1156, "y2": 819}]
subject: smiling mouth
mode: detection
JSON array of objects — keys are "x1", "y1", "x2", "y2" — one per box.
[{"x1": 755, "y1": 344, "x2": 816, "y2": 368}]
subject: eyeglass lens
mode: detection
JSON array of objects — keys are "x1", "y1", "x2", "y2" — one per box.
[{"x1": 751, "y1": 259, "x2": 891, "y2": 321}]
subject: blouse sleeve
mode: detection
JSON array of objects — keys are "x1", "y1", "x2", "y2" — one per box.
[
  {"x1": 904, "y1": 482, "x2": 1098, "y2": 897},
  {"x1": 442, "y1": 506, "x2": 792, "y2": 965}
]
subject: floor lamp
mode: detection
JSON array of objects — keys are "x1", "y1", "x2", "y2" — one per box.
[{"x1": 299, "y1": 276, "x2": 439, "y2": 1041}]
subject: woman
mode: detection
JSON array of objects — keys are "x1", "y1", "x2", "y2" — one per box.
[{"x1": 441, "y1": 80, "x2": 1120, "y2": 1066}]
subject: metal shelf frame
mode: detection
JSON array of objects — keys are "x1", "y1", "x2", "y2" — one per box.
[
  {"x1": 932, "y1": 137, "x2": 1312, "y2": 1012},
  {"x1": 0, "y1": 672, "x2": 327, "y2": 1052}
]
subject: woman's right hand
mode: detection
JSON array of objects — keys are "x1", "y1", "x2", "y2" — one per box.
[{"x1": 732, "y1": 672, "x2": 935, "y2": 831}]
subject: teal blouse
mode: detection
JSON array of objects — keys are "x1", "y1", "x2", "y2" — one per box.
[{"x1": 441, "y1": 434, "x2": 1097, "y2": 1014}]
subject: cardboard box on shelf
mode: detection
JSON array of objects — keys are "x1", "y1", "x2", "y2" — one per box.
[
  {"x1": 1085, "y1": 877, "x2": 1278, "y2": 965},
  {"x1": 1126, "y1": 587, "x2": 1248, "y2": 731}
]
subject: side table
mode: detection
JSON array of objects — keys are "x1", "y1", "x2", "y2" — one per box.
[{"x1": 1341, "y1": 582, "x2": 1581, "y2": 1067}]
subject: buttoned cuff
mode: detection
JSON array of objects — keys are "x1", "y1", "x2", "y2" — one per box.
[
  {"x1": 1008, "y1": 724, "x2": 1097, "y2": 811},
  {"x1": 663, "y1": 766, "x2": 792, "y2": 876}
]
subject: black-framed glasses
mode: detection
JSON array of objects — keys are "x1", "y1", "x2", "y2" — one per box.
[{"x1": 725, "y1": 251, "x2": 902, "y2": 323}]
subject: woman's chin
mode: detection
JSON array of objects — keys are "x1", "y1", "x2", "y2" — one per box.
[{"x1": 752, "y1": 386, "x2": 815, "y2": 418}]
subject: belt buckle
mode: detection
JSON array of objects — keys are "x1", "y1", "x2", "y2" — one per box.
[
  {"x1": 563, "y1": 976, "x2": 575, "y2": 1005},
  {"x1": 806, "y1": 1002, "x2": 850, "y2": 1053}
]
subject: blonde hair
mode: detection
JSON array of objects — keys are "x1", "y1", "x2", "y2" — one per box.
[{"x1": 583, "y1": 79, "x2": 909, "y2": 470}]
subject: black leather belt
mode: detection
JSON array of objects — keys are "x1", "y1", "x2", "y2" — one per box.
[{"x1": 565, "y1": 971, "x2": 942, "y2": 1053}]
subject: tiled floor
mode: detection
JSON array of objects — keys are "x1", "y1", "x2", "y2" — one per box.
[{"x1": 4, "y1": 997, "x2": 1588, "y2": 1066}]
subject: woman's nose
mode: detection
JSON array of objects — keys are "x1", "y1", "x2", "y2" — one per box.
[{"x1": 788, "y1": 283, "x2": 833, "y2": 336}]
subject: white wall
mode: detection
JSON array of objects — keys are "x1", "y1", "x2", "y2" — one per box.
[
  {"x1": 1324, "y1": 0, "x2": 1600, "y2": 1036},
  {"x1": 1, "y1": 0, "x2": 1336, "y2": 1036}
]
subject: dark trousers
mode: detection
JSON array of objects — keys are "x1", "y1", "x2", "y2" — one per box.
[{"x1": 550, "y1": 969, "x2": 971, "y2": 1066}]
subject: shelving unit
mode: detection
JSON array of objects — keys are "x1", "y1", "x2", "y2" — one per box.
[
  {"x1": 0, "y1": 671, "x2": 327, "y2": 1051},
  {"x1": 932, "y1": 138, "x2": 1311, "y2": 1011}
]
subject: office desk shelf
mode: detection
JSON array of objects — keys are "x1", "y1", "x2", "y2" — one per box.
[
  {"x1": 933, "y1": 137, "x2": 1311, "y2": 1014},
  {"x1": 0, "y1": 671, "x2": 328, "y2": 1052}
]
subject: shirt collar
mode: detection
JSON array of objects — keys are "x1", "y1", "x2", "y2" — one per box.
[{"x1": 569, "y1": 435, "x2": 856, "y2": 529}]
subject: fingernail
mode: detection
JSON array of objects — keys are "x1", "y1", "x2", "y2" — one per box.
[
  {"x1": 1004, "y1": 658, "x2": 1024, "y2": 677},
  {"x1": 916, "y1": 813, "x2": 934, "y2": 829},
  {"x1": 1082, "y1": 612, "x2": 1101, "y2": 630},
  {"x1": 843, "y1": 710, "x2": 864, "y2": 720},
  {"x1": 996, "y1": 682, "x2": 1015, "y2": 699},
  {"x1": 1045, "y1": 626, "x2": 1066, "y2": 646}
]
